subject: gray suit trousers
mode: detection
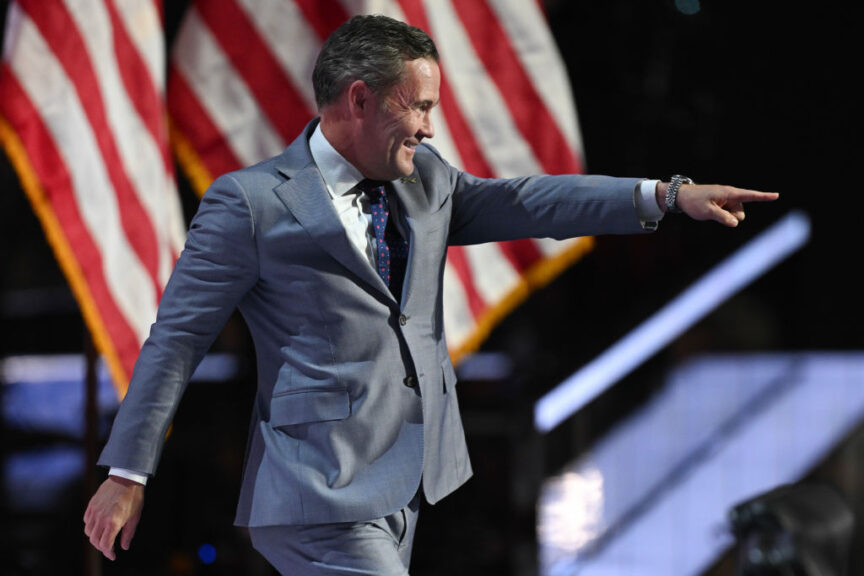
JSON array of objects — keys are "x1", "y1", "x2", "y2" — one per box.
[{"x1": 249, "y1": 491, "x2": 421, "y2": 575}]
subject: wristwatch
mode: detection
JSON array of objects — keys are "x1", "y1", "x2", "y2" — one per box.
[{"x1": 665, "y1": 175, "x2": 693, "y2": 214}]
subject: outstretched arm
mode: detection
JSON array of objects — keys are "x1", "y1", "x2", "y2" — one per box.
[
  {"x1": 83, "y1": 475, "x2": 145, "y2": 560},
  {"x1": 657, "y1": 181, "x2": 779, "y2": 227}
]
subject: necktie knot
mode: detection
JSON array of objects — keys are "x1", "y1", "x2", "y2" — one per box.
[{"x1": 357, "y1": 179, "x2": 387, "y2": 200}]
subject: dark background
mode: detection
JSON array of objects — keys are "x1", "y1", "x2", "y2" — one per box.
[{"x1": 2, "y1": 1, "x2": 862, "y2": 575}]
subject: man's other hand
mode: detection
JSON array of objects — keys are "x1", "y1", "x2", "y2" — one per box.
[{"x1": 83, "y1": 475, "x2": 145, "y2": 560}]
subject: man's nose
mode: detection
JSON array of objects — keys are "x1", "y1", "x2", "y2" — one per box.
[{"x1": 419, "y1": 111, "x2": 434, "y2": 140}]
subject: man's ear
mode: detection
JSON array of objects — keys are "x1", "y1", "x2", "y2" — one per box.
[{"x1": 347, "y1": 80, "x2": 370, "y2": 118}]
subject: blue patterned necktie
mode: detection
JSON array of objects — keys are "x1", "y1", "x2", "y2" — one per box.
[{"x1": 359, "y1": 180, "x2": 409, "y2": 302}]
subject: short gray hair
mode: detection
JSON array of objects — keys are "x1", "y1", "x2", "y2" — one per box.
[{"x1": 312, "y1": 14, "x2": 438, "y2": 109}]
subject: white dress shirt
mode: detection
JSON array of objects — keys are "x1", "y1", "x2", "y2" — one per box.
[{"x1": 308, "y1": 124, "x2": 380, "y2": 267}]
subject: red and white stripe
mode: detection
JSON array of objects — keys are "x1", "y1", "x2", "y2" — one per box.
[
  {"x1": 167, "y1": 0, "x2": 588, "y2": 361},
  {"x1": 0, "y1": 0, "x2": 184, "y2": 393}
]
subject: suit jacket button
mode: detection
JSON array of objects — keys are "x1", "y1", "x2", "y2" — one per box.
[
  {"x1": 399, "y1": 314, "x2": 408, "y2": 326},
  {"x1": 403, "y1": 375, "x2": 418, "y2": 388}
]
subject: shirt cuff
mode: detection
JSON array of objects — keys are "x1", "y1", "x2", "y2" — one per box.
[
  {"x1": 634, "y1": 179, "x2": 663, "y2": 230},
  {"x1": 109, "y1": 467, "x2": 148, "y2": 486}
]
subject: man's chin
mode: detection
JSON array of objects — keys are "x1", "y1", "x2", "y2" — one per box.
[
  {"x1": 379, "y1": 168, "x2": 415, "y2": 182},
  {"x1": 396, "y1": 160, "x2": 416, "y2": 179},
  {"x1": 370, "y1": 159, "x2": 415, "y2": 182}
]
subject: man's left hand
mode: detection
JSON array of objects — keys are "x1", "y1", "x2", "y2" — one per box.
[{"x1": 658, "y1": 182, "x2": 779, "y2": 227}]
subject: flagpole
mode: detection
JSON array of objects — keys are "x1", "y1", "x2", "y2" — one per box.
[{"x1": 83, "y1": 328, "x2": 102, "y2": 576}]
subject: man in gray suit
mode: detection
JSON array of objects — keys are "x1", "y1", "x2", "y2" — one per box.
[{"x1": 83, "y1": 14, "x2": 778, "y2": 575}]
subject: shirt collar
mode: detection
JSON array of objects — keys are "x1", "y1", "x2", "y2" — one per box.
[{"x1": 309, "y1": 123, "x2": 365, "y2": 199}]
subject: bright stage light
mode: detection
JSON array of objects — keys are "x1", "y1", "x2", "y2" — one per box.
[{"x1": 534, "y1": 211, "x2": 811, "y2": 433}]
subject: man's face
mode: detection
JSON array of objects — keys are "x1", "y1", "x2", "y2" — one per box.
[{"x1": 358, "y1": 57, "x2": 440, "y2": 181}]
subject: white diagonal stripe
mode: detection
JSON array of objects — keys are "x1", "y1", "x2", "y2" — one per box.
[
  {"x1": 421, "y1": 0, "x2": 542, "y2": 178},
  {"x1": 173, "y1": 8, "x2": 285, "y2": 167},
  {"x1": 64, "y1": 0, "x2": 180, "y2": 286},
  {"x1": 113, "y1": 0, "x2": 165, "y2": 93},
  {"x1": 9, "y1": 10, "x2": 156, "y2": 340},
  {"x1": 443, "y1": 260, "x2": 476, "y2": 348},
  {"x1": 235, "y1": 0, "x2": 320, "y2": 112},
  {"x1": 463, "y1": 242, "x2": 521, "y2": 304},
  {"x1": 487, "y1": 0, "x2": 582, "y2": 154}
]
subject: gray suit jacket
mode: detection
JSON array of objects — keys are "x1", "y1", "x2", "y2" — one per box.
[{"x1": 98, "y1": 120, "x2": 646, "y2": 527}]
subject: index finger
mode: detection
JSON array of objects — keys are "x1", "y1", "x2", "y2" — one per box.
[{"x1": 729, "y1": 189, "x2": 780, "y2": 202}]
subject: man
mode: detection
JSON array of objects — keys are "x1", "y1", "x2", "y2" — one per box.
[{"x1": 83, "y1": 14, "x2": 778, "y2": 575}]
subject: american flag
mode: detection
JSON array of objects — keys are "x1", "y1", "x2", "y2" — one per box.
[
  {"x1": 0, "y1": 0, "x2": 185, "y2": 396},
  {"x1": 168, "y1": 0, "x2": 591, "y2": 364},
  {"x1": 0, "y1": 0, "x2": 589, "y2": 395}
]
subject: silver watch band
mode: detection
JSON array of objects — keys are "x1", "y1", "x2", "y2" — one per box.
[{"x1": 665, "y1": 174, "x2": 693, "y2": 213}]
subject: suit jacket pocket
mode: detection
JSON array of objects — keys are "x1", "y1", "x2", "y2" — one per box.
[{"x1": 269, "y1": 388, "x2": 350, "y2": 428}]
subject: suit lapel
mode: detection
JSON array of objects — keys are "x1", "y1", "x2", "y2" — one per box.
[
  {"x1": 391, "y1": 174, "x2": 429, "y2": 310},
  {"x1": 272, "y1": 128, "x2": 391, "y2": 300}
]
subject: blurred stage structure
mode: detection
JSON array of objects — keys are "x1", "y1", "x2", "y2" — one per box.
[
  {"x1": 533, "y1": 211, "x2": 861, "y2": 575},
  {"x1": 536, "y1": 353, "x2": 864, "y2": 575},
  {"x1": 730, "y1": 482, "x2": 854, "y2": 575}
]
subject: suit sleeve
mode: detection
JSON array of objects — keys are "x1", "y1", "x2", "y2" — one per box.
[
  {"x1": 98, "y1": 174, "x2": 259, "y2": 475},
  {"x1": 425, "y1": 151, "x2": 647, "y2": 245}
]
